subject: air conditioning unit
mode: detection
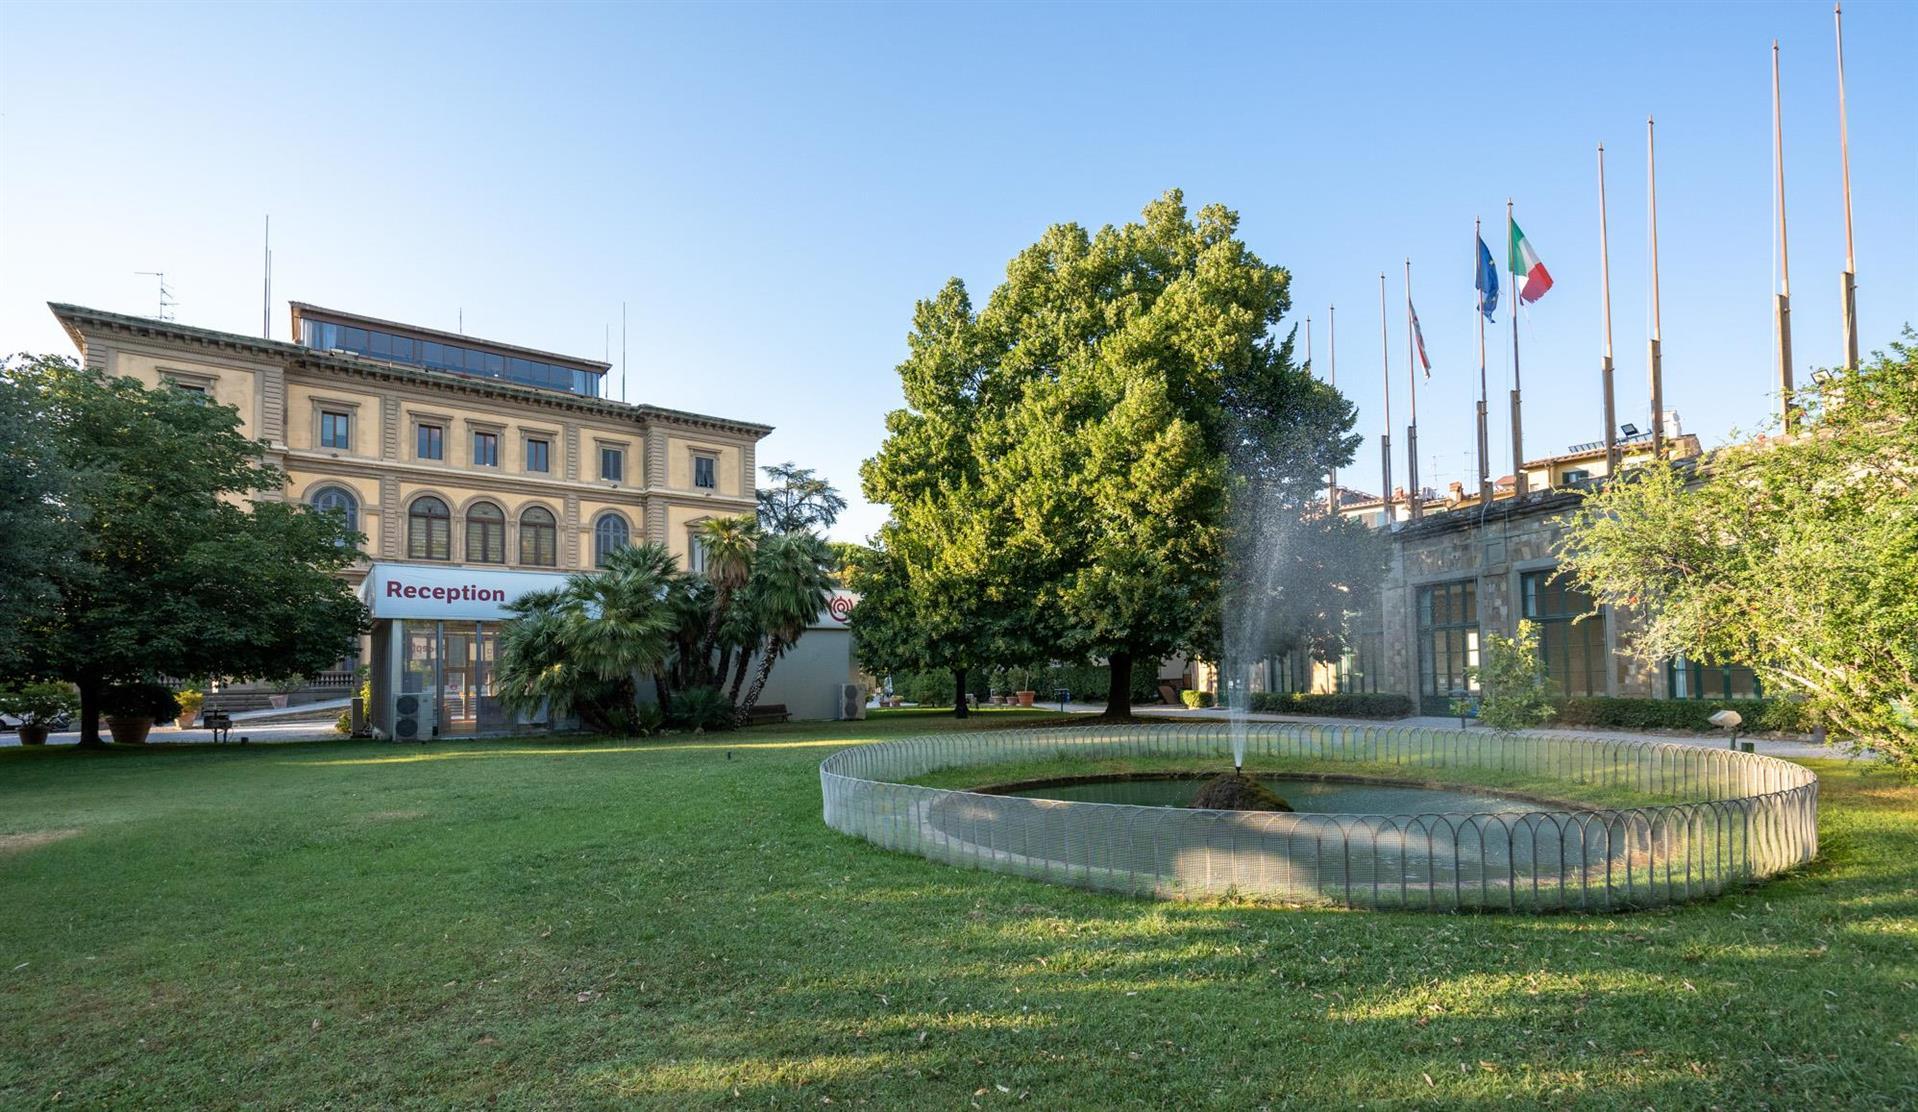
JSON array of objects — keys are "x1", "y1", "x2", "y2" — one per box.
[
  {"x1": 837, "y1": 683, "x2": 867, "y2": 721},
  {"x1": 392, "y1": 692, "x2": 436, "y2": 742}
]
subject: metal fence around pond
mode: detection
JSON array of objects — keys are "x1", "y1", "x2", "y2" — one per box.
[{"x1": 818, "y1": 723, "x2": 1819, "y2": 911}]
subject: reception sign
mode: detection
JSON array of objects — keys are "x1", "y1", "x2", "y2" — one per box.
[{"x1": 360, "y1": 563, "x2": 572, "y2": 621}]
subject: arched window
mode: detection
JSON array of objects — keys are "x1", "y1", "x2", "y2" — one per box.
[
  {"x1": 593, "y1": 512, "x2": 630, "y2": 568},
  {"x1": 466, "y1": 501, "x2": 506, "y2": 564},
  {"x1": 408, "y1": 496, "x2": 451, "y2": 561},
  {"x1": 307, "y1": 486, "x2": 359, "y2": 537},
  {"x1": 519, "y1": 505, "x2": 557, "y2": 567}
]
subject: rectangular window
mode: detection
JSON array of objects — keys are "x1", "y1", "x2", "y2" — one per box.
[
  {"x1": 693, "y1": 454, "x2": 716, "y2": 489},
  {"x1": 1521, "y1": 569, "x2": 1607, "y2": 697},
  {"x1": 320, "y1": 410, "x2": 351, "y2": 450},
  {"x1": 417, "y1": 423, "x2": 444, "y2": 461},
  {"x1": 1416, "y1": 580, "x2": 1479, "y2": 715},
  {"x1": 525, "y1": 438, "x2": 550, "y2": 473},
  {"x1": 1667, "y1": 655, "x2": 1764, "y2": 700},
  {"x1": 472, "y1": 430, "x2": 499, "y2": 468},
  {"x1": 600, "y1": 446, "x2": 624, "y2": 482}
]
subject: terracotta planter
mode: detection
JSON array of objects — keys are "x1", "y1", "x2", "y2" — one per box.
[
  {"x1": 106, "y1": 716, "x2": 153, "y2": 745},
  {"x1": 268, "y1": 694, "x2": 291, "y2": 710},
  {"x1": 177, "y1": 711, "x2": 199, "y2": 729},
  {"x1": 17, "y1": 724, "x2": 49, "y2": 746},
  {"x1": 1015, "y1": 690, "x2": 1036, "y2": 707}
]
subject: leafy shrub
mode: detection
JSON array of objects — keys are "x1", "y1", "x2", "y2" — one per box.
[
  {"x1": 1476, "y1": 622, "x2": 1556, "y2": 734},
  {"x1": 1035, "y1": 662, "x2": 1160, "y2": 705},
  {"x1": 1180, "y1": 689, "x2": 1215, "y2": 709},
  {"x1": 0, "y1": 682, "x2": 77, "y2": 725},
  {"x1": 174, "y1": 688, "x2": 204, "y2": 721},
  {"x1": 632, "y1": 701, "x2": 667, "y2": 736},
  {"x1": 1247, "y1": 692, "x2": 1415, "y2": 719},
  {"x1": 893, "y1": 670, "x2": 960, "y2": 706},
  {"x1": 668, "y1": 687, "x2": 735, "y2": 732},
  {"x1": 1552, "y1": 696, "x2": 1808, "y2": 733},
  {"x1": 101, "y1": 681, "x2": 179, "y2": 724}
]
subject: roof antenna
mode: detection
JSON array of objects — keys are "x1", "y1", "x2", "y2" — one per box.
[
  {"x1": 620, "y1": 300, "x2": 628, "y2": 402},
  {"x1": 458, "y1": 307, "x2": 464, "y2": 335},
  {"x1": 261, "y1": 215, "x2": 272, "y2": 339},
  {"x1": 136, "y1": 271, "x2": 176, "y2": 321}
]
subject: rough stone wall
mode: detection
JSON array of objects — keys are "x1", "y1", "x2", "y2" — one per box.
[{"x1": 1366, "y1": 493, "x2": 1660, "y2": 702}]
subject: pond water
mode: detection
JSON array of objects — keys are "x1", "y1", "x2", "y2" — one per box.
[{"x1": 999, "y1": 775, "x2": 1539, "y2": 815}]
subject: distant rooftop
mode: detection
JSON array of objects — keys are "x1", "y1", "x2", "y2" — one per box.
[{"x1": 289, "y1": 302, "x2": 610, "y2": 398}]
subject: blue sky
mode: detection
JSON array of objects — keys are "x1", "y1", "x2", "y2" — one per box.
[{"x1": 3, "y1": 1, "x2": 1912, "y2": 541}]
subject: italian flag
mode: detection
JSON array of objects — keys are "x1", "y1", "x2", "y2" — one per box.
[{"x1": 1508, "y1": 218, "x2": 1553, "y2": 304}]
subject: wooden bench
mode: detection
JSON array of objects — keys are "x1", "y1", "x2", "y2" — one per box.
[{"x1": 745, "y1": 703, "x2": 790, "y2": 726}]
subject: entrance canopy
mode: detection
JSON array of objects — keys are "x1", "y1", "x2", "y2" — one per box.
[{"x1": 360, "y1": 562, "x2": 572, "y2": 621}]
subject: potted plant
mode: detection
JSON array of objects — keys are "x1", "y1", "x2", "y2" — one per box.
[
  {"x1": 268, "y1": 674, "x2": 305, "y2": 710},
  {"x1": 988, "y1": 668, "x2": 1009, "y2": 705},
  {"x1": 1011, "y1": 667, "x2": 1036, "y2": 708},
  {"x1": 0, "y1": 682, "x2": 77, "y2": 746},
  {"x1": 175, "y1": 687, "x2": 205, "y2": 728},
  {"x1": 102, "y1": 681, "x2": 180, "y2": 745}
]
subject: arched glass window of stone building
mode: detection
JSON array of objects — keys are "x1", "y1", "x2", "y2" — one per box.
[
  {"x1": 593, "y1": 513, "x2": 630, "y2": 568},
  {"x1": 308, "y1": 486, "x2": 358, "y2": 539},
  {"x1": 408, "y1": 496, "x2": 452, "y2": 561},
  {"x1": 519, "y1": 506, "x2": 558, "y2": 567},
  {"x1": 466, "y1": 502, "x2": 506, "y2": 564}
]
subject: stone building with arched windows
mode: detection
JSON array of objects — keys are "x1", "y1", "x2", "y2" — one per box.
[{"x1": 51, "y1": 301, "x2": 771, "y2": 736}]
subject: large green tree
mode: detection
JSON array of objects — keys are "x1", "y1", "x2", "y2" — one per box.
[
  {"x1": 977, "y1": 191, "x2": 1366, "y2": 715},
  {"x1": 5, "y1": 355, "x2": 367, "y2": 746},
  {"x1": 862, "y1": 193, "x2": 1374, "y2": 718},
  {"x1": 858, "y1": 280, "x2": 1039, "y2": 717},
  {"x1": 0, "y1": 360, "x2": 72, "y2": 672},
  {"x1": 756, "y1": 462, "x2": 847, "y2": 535},
  {"x1": 1559, "y1": 332, "x2": 1918, "y2": 771}
]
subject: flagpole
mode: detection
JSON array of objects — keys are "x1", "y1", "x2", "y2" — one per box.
[
  {"x1": 1598, "y1": 143, "x2": 1619, "y2": 474},
  {"x1": 1507, "y1": 200, "x2": 1526, "y2": 495},
  {"x1": 1475, "y1": 217, "x2": 1490, "y2": 505},
  {"x1": 1378, "y1": 273, "x2": 1395, "y2": 525},
  {"x1": 1404, "y1": 258, "x2": 1421, "y2": 521},
  {"x1": 1835, "y1": 1, "x2": 1858, "y2": 370},
  {"x1": 1326, "y1": 306, "x2": 1339, "y2": 514},
  {"x1": 1773, "y1": 40, "x2": 1796, "y2": 432},
  {"x1": 1648, "y1": 116, "x2": 1666, "y2": 461}
]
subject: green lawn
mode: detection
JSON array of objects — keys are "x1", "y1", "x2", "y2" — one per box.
[{"x1": 3, "y1": 712, "x2": 1913, "y2": 1108}]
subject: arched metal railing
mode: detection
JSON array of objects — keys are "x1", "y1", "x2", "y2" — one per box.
[{"x1": 819, "y1": 723, "x2": 1818, "y2": 911}]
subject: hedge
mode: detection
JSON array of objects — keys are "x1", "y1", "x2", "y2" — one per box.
[
  {"x1": 890, "y1": 663, "x2": 1162, "y2": 706},
  {"x1": 1247, "y1": 692, "x2": 1415, "y2": 719},
  {"x1": 1551, "y1": 696, "x2": 1808, "y2": 733}
]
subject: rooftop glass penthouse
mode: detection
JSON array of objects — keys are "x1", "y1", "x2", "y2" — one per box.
[{"x1": 290, "y1": 302, "x2": 609, "y2": 397}]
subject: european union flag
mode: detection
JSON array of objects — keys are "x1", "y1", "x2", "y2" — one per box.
[{"x1": 1476, "y1": 235, "x2": 1500, "y2": 321}]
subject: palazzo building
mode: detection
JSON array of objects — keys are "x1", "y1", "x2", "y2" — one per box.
[{"x1": 50, "y1": 301, "x2": 785, "y2": 736}]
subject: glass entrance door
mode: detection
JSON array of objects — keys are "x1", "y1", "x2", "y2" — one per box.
[
  {"x1": 1417, "y1": 580, "x2": 1480, "y2": 715},
  {"x1": 441, "y1": 625, "x2": 478, "y2": 735}
]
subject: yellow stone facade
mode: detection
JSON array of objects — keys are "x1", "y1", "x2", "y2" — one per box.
[{"x1": 52, "y1": 304, "x2": 769, "y2": 580}]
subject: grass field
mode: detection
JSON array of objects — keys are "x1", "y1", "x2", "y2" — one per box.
[{"x1": 2, "y1": 711, "x2": 1914, "y2": 1108}]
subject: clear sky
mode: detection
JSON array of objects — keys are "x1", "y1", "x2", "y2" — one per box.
[{"x1": 3, "y1": 1, "x2": 1912, "y2": 542}]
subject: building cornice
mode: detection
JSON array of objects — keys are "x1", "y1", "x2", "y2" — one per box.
[{"x1": 47, "y1": 302, "x2": 775, "y2": 441}]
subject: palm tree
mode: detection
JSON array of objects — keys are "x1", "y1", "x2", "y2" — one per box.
[
  {"x1": 692, "y1": 515, "x2": 758, "y2": 685},
  {"x1": 495, "y1": 545, "x2": 680, "y2": 733},
  {"x1": 737, "y1": 532, "x2": 835, "y2": 721}
]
